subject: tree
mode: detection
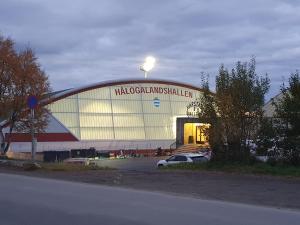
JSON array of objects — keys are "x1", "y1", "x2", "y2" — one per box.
[
  {"x1": 255, "y1": 117, "x2": 276, "y2": 156},
  {"x1": 197, "y1": 76, "x2": 224, "y2": 160},
  {"x1": 197, "y1": 58, "x2": 270, "y2": 162},
  {"x1": 274, "y1": 71, "x2": 300, "y2": 165},
  {"x1": 0, "y1": 35, "x2": 51, "y2": 154}
]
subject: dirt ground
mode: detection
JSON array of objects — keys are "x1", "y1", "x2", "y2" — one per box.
[{"x1": 1, "y1": 165, "x2": 300, "y2": 210}]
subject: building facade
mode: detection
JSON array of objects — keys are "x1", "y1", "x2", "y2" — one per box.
[{"x1": 8, "y1": 79, "x2": 210, "y2": 153}]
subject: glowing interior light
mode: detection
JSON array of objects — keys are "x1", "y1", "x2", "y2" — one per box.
[{"x1": 141, "y1": 56, "x2": 156, "y2": 72}]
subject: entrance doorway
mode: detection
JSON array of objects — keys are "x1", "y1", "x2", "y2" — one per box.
[{"x1": 183, "y1": 123, "x2": 210, "y2": 145}]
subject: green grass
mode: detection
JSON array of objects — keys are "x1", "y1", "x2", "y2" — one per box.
[{"x1": 162, "y1": 162, "x2": 300, "y2": 177}]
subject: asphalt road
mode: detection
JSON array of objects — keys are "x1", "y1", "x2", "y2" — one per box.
[{"x1": 1, "y1": 173, "x2": 300, "y2": 225}]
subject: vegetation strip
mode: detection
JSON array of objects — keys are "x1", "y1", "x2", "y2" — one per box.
[{"x1": 162, "y1": 162, "x2": 300, "y2": 177}]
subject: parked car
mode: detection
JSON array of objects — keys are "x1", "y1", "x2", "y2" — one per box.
[
  {"x1": 198, "y1": 148, "x2": 212, "y2": 160},
  {"x1": 157, "y1": 153, "x2": 208, "y2": 167}
]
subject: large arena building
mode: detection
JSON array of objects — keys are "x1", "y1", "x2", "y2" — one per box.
[{"x1": 6, "y1": 79, "x2": 210, "y2": 159}]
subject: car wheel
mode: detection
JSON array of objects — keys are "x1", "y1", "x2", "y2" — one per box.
[{"x1": 158, "y1": 164, "x2": 164, "y2": 167}]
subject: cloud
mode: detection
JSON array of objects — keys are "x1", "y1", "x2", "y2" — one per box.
[{"x1": 1, "y1": 0, "x2": 300, "y2": 100}]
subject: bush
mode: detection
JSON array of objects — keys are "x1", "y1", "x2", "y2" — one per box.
[{"x1": 266, "y1": 157, "x2": 277, "y2": 166}]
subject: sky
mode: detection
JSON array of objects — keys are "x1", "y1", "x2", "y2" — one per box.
[{"x1": 1, "y1": 0, "x2": 300, "y2": 100}]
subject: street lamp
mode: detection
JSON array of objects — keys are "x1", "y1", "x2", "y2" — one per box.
[{"x1": 140, "y1": 56, "x2": 156, "y2": 78}]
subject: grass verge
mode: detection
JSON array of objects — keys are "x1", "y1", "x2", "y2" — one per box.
[
  {"x1": 162, "y1": 162, "x2": 300, "y2": 177},
  {"x1": 1, "y1": 159, "x2": 115, "y2": 171}
]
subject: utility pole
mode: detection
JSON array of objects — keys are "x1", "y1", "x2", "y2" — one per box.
[
  {"x1": 30, "y1": 108, "x2": 37, "y2": 161},
  {"x1": 27, "y1": 95, "x2": 38, "y2": 162}
]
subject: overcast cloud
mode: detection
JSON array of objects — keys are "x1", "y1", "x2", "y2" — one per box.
[{"x1": 1, "y1": 0, "x2": 300, "y2": 99}]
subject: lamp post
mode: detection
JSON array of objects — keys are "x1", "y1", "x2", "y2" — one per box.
[{"x1": 140, "y1": 56, "x2": 156, "y2": 78}]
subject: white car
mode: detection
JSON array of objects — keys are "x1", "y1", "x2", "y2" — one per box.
[
  {"x1": 63, "y1": 158, "x2": 91, "y2": 166},
  {"x1": 198, "y1": 148, "x2": 212, "y2": 160},
  {"x1": 157, "y1": 153, "x2": 208, "y2": 167}
]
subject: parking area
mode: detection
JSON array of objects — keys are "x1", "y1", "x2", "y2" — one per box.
[{"x1": 92, "y1": 156, "x2": 166, "y2": 171}]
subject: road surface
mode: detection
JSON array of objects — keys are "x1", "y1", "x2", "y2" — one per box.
[{"x1": 0, "y1": 173, "x2": 299, "y2": 225}]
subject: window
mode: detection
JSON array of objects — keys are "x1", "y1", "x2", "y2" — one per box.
[
  {"x1": 174, "y1": 155, "x2": 187, "y2": 161},
  {"x1": 191, "y1": 156, "x2": 208, "y2": 163},
  {"x1": 167, "y1": 156, "x2": 176, "y2": 161}
]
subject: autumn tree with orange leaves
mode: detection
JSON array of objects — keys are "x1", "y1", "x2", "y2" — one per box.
[{"x1": 0, "y1": 35, "x2": 51, "y2": 154}]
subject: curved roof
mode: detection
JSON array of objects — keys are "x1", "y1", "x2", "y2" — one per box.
[
  {"x1": 2, "y1": 79, "x2": 209, "y2": 127},
  {"x1": 46, "y1": 78, "x2": 209, "y2": 104}
]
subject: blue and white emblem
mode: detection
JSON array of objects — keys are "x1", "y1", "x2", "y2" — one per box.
[{"x1": 153, "y1": 97, "x2": 160, "y2": 107}]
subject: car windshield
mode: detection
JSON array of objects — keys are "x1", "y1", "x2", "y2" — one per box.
[{"x1": 167, "y1": 156, "x2": 176, "y2": 161}]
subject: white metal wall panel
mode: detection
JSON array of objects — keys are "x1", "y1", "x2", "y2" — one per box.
[
  {"x1": 112, "y1": 100, "x2": 142, "y2": 114},
  {"x1": 114, "y1": 127, "x2": 145, "y2": 139},
  {"x1": 79, "y1": 114, "x2": 113, "y2": 127},
  {"x1": 52, "y1": 113, "x2": 79, "y2": 128},
  {"x1": 171, "y1": 101, "x2": 189, "y2": 115},
  {"x1": 113, "y1": 115, "x2": 144, "y2": 127},
  {"x1": 144, "y1": 114, "x2": 172, "y2": 127},
  {"x1": 78, "y1": 87, "x2": 110, "y2": 99},
  {"x1": 78, "y1": 99, "x2": 112, "y2": 113},
  {"x1": 48, "y1": 98, "x2": 78, "y2": 113},
  {"x1": 80, "y1": 127, "x2": 114, "y2": 140},
  {"x1": 145, "y1": 126, "x2": 173, "y2": 139}
]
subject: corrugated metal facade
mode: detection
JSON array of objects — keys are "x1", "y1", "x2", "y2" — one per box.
[{"x1": 48, "y1": 83, "x2": 201, "y2": 141}]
